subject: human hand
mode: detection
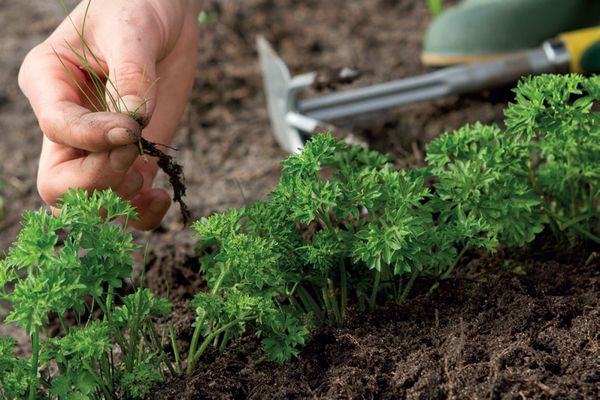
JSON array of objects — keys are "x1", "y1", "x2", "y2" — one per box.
[{"x1": 19, "y1": 0, "x2": 200, "y2": 229}]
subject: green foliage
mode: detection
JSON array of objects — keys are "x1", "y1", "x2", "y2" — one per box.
[
  {"x1": 505, "y1": 74, "x2": 599, "y2": 241},
  {"x1": 0, "y1": 338, "x2": 31, "y2": 399},
  {"x1": 426, "y1": 122, "x2": 543, "y2": 247},
  {"x1": 191, "y1": 74, "x2": 598, "y2": 372},
  {"x1": 2, "y1": 74, "x2": 597, "y2": 391},
  {"x1": 0, "y1": 189, "x2": 173, "y2": 399}
]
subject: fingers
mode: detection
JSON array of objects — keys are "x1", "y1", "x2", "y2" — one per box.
[
  {"x1": 37, "y1": 138, "x2": 143, "y2": 206},
  {"x1": 100, "y1": 10, "x2": 161, "y2": 125},
  {"x1": 19, "y1": 45, "x2": 142, "y2": 152},
  {"x1": 128, "y1": 189, "x2": 171, "y2": 230}
]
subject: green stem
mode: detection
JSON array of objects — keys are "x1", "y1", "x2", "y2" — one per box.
[
  {"x1": 83, "y1": 360, "x2": 114, "y2": 400},
  {"x1": 28, "y1": 330, "x2": 39, "y2": 400},
  {"x1": 327, "y1": 278, "x2": 342, "y2": 326},
  {"x1": 105, "y1": 288, "x2": 114, "y2": 321},
  {"x1": 186, "y1": 314, "x2": 205, "y2": 376},
  {"x1": 125, "y1": 317, "x2": 139, "y2": 373},
  {"x1": 571, "y1": 223, "x2": 600, "y2": 244},
  {"x1": 190, "y1": 317, "x2": 254, "y2": 367},
  {"x1": 441, "y1": 245, "x2": 470, "y2": 280},
  {"x1": 428, "y1": 245, "x2": 470, "y2": 297},
  {"x1": 297, "y1": 285, "x2": 324, "y2": 321},
  {"x1": 169, "y1": 323, "x2": 182, "y2": 375},
  {"x1": 219, "y1": 329, "x2": 232, "y2": 353},
  {"x1": 148, "y1": 322, "x2": 177, "y2": 377},
  {"x1": 340, "y1": 261, "x2": 347, "y2": 321},
  {"x1": 321, "y1": 287, "x2": 334, "y2": 321},
  {"x1": 101, "y1": 353, "x2": 114, "y2": 393},
  {"x1": 369, "y1": 269, "x2": 381, "y2": 311},
  {"x1": 211, "y1": 266, "x2": 227, "y2": 295},
  {"x1": 545, "y1": 207, "x2": 600, "y2": 244},
  {"x1": 397, "y1": 268, "x2": 419, "y2": 304},
  {"x1": 187, "y1": 266, "x2": 228, "y2": 375}
]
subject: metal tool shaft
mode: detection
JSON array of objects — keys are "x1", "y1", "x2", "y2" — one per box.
[{"x1": 298, "y1": 42, "x2": 570, "y2": 121}]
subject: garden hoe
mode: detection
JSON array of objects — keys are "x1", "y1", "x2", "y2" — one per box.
[{"x1": 258, "y1": 26, "x2": 600, "y2": 153}]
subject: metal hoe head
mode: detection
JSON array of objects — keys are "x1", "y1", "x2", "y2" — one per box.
[{"x1": 257, "y1": 36, "x2": 319, "y2": 153}]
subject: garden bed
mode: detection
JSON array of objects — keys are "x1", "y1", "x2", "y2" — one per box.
[
  {"x1": 0, "y1": 1, "x2": 598, "y2": 399},
  {"x1": 148, "y1": 241, "x2": 599, "y2": 399}
]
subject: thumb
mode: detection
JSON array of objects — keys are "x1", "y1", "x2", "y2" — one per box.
[{"x1": 106, "y1": 46, "x2": 158, "y2": 127}]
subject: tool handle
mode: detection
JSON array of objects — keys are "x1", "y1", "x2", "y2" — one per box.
[{"x1": 558, "y1": 26, "x2": 600, "y2": 73}]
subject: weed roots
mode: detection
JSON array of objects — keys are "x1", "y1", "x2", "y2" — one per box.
[{"x1": 140, "y1": 137, "x2": 190, "y2": 225}]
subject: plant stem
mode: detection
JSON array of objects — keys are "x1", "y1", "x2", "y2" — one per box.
[
  {"x1": 369, "y1": 269, "x2": 381, "y2": 311},
  {"x1": 428, "y1": 245, "x2": 470, "y2": 297},
  {"x1": 187, "y1": 266, "x2": 229, "y2": 375},
  {"x1": 339, "y1": 260, "x2": 347, "y2": 321},
  {"x1": 28, "y1": 330, "x2": 39, "y2": 400},
  {"x1": 186, "y1": 314, "x2": 205, "y2": 376},
  {"x1": 297, "y1": 285, "x2": 324, "y2": 321},
  {"x1": 571, "y1": 223, "x2": 600, "y2": 244},
  {"x1": 327, "y1": 277, "x2": 342, "y2": 326},
  {"x1": 83, "y1": 360, "x2": 114, "y2": 400},
  {"x1": 101, "y1": 353, "x2": 114, "y2": 393},
  {"x1": 190, "y1": 317, "x2": 254, "y2": 367},
  {"x1": 148, "y1": 322, "x2": 177, "y2": 377},
  {"x1": 211, "y1": 266, "x2": 227, "y2": 295},
  {"x1": 219, "y1": 329, "x2": 231, "y2": 353},
  {"x1": 397, "y1": 268, "x2": 419, "y2": 304},
  {"x1": 321, "y1": 286, "x2": 334, "y2": 321},
  {"x1": 169, "y1": 323, "x2": 182, "y2": 375},
  {"x1": 441, "y1": 245, "x2": 470, "y2": 280}
]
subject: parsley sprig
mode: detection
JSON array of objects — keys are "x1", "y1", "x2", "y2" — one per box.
[{"x1": 0, "y1": 189, "x2": 174, "y2": 399}]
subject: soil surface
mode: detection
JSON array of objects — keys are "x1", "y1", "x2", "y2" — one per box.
[{"x1": 1, "y1": 1, "x2": 597, "y2": 399}]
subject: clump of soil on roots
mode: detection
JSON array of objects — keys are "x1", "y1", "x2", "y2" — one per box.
[
  {"x1": 139, "y1": 137, "x2": 190, "y2": 225},
  {"x1": 132, "y1": 114, "x2": 191, "y2": 225}
]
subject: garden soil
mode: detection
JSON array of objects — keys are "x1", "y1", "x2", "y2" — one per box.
[{"x1": 0, "y1": 1, "x2": 597, "y2": 399}]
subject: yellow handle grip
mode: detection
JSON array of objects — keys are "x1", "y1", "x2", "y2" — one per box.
[{"x1": 558, "y1": 26, "x2": 600, "y2": 73}]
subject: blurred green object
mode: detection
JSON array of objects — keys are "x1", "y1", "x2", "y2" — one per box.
[
  {"x1": 422, "y1": 0, "x2": 600, "y2": 66},
  {"x1": 426, "y1": 0, "x2": 443, "y2": 17},
  {"x1": 581, "y1": 40, "x2": 600, "y2": 73},
  {"x1": 198, "y1": 10, "x2": 210, "y2": 26}
]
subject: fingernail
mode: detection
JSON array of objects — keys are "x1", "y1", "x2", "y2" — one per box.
[
  {"x1": 107, "y1": 128, "x2": 138, "y2": 146},
  {"x1": 121, "y1": 95, "x2": 147, "y2": 121},
  {"x1": 109, "y1": 145, "x2": 138, "y2": 173}
]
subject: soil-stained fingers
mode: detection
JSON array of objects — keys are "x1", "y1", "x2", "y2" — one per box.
[{"x1": 37, "y1": 138, "x2": 143, "y2": 206}]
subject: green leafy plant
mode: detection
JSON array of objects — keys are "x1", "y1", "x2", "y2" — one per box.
[
  {"x1": 2, "y1": 72, "x2": 597, "y2": 393},
  {"x1": 505, "y1": 74, "x2": 600, "y2": 243},
  {"x1": 190, "y1": 74, "x2": 598, "y2": 369},
  {"x1": 0, "y1": 189, "x2": 174, "y2": 399}
]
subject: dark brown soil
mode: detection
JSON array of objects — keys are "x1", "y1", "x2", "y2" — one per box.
[{"x1": 1, "y1": 1, "x2": 598, "y2": 399}]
